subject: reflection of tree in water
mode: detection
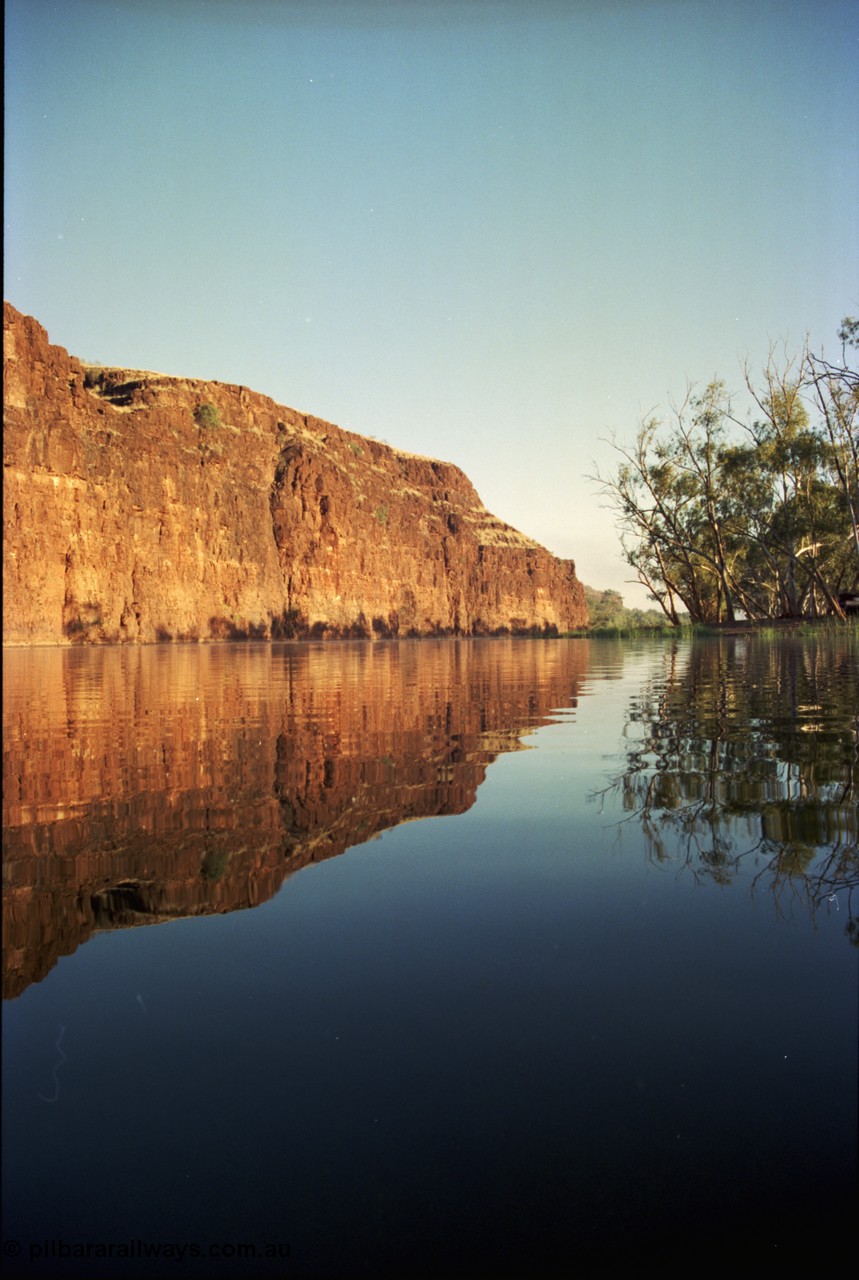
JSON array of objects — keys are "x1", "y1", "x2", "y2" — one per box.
[{"x1": 602, "y1": 635, "x2": 859, "y2": 942}]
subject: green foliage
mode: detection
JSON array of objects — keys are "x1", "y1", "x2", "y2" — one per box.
[
  {"x1": 200, "y1": 847, "x2": 230, "y2": 882},
  {"x1": 194, "y1": 401, "x2": 222, "y2": 429},
  {"x1": 593, "y1": 321, "x2": 859, "y2": 624},
  {"x1": 349, "y1": 442, "x2": 363, "y2": 458},
  {"x1": 837, "y1": 316, "x2": 859, "y2": 350},
  {"x1": 375, "y1": 504, "x2": 388, "y2": 524},
  {"x1": 583, "y1": 585, "x2": 682, "y2": 633}
]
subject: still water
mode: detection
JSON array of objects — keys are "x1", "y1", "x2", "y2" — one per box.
[{"x1": 2, "y1": 636, "x2": 857, "y2": 1274}]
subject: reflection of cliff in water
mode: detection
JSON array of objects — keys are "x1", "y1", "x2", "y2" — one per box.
[
  {"x1": 604, "y1": 634, "x2": 858, "y2": 938},
  {"x1": 2, "y1": 640, "x2": 590, "y2": 998}
]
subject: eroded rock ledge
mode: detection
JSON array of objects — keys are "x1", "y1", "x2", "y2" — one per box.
[{"x1": 3, "y1": 303, "x2": 588, "y2": 643}]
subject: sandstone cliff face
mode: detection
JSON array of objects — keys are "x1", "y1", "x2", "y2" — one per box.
[{"x1": 3, "y1": 303, "x2": 588, "y2": 643}]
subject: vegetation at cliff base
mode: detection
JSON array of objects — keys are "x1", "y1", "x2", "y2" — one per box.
[
  {"x1": 582, "y1": 585, "x2": 680, "y2": 634},
  {"x1": 593, "y1": 319, "x2": 859, "y2": 624}
]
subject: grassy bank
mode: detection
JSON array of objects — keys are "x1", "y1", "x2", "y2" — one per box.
[{"x1": 559, "y1": 617, "x2": 857, "y2": 639}]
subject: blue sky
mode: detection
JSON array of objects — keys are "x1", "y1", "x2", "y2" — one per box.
[{"x1": 5, "y1": 0, "x2": 858, "y2": 604}]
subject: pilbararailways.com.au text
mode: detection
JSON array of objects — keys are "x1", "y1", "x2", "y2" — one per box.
[{"x1": 4, "y1": 1239, "x2": 291, "y2": 1265}]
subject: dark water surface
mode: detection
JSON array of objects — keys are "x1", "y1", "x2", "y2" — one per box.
[{"x1": 2, "y1": 636, "x2": 857, "y2": 1274}]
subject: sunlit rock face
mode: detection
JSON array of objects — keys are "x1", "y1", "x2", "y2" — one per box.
[
  {"x1": 1, "y1": 641, "x2": 591, "y2": 998},
  {"x1": 2, "y1": 303, "x2": 588, "y2": 645}
]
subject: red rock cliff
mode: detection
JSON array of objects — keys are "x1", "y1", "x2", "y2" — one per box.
[{"x1": 3, "y1": 303, "x2": 588, "y2": 643}]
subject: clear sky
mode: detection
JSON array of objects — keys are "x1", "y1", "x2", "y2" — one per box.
[{"x1": 5, "y1": 0, "x2": 858, "y2": 604}]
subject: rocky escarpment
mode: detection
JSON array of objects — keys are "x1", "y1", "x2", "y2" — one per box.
[{"x1": 3, "y1": 303, "x2": 588, "y2": 644}]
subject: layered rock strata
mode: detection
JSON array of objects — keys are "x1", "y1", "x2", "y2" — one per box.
[{"x1": 3, "y1": 303, "x2": 588, "y2": 644}]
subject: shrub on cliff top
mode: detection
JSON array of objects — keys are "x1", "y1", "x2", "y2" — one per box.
[{"x1": 194, "y1": 401, "x2": 221, "y2": 428}]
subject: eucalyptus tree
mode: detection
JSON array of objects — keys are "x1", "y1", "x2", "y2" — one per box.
[
  {"x1": 806, "y1": 317, "x2": 859, "y2": 571},
  {"x1": 728, "y1": 351, "x2": 842, "y2": 616},
  {"x1": 594, "y1": 319, "x2": 859, "y2": 622},
  {"x1": 594, "y1": 382, "x2": 750, "y2": 624}
]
